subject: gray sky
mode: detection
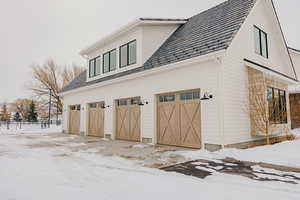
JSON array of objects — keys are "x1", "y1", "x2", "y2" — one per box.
[{"x1": 0, "y1": 0, "x2": 299, "y2": 103}]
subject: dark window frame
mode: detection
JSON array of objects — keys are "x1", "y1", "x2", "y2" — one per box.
[
  {"x1": 89, "y1": 56, "x2": 101, "y2": 78},
  {"x1": 103, "y1": 49, "x2": 117, "y2": 74},
  {"x1": 267, "y1": 87, "x2": 287, "y2": 124},
  {"x1": 254, "y1": 26, "x2": 269, "y2": 59},
  {"x1": 180, "y1": 91, "x2": 200, "y2": 101},
  {"x1": 159, "y1": 94, "x2": 175, "y2": 103},
  {"x1": 119, "y1": 40, "x2": 137, "y2": 68}
]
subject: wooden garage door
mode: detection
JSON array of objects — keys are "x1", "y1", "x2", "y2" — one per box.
[
  {"x1": 69, "y1": 105, "x2": 81, "y2": 135},
  {"x1": 157, "y1": 90, "x2": 201, "y2": 148},
  {"x1": 88, "y1": 102, "x2": 105, "y2": 137},
  {"x1": 116, "y1": 97, "x2": 141, "y2": 142}
]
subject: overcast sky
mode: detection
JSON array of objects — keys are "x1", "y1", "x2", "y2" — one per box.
[{"x1": 0, "y1": 0, "x2": 299, "y2": 103}]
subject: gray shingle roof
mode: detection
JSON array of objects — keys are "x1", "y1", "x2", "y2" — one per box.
[{"x1": 61, "y1": 0, "x2": 255, "y2": 94}]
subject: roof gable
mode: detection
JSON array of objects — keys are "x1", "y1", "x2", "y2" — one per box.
[
  {"x1": 143, "y1": 0, "x2": 256, "y2": 69},
  {"x1": 225, "y1": 0, "x2": 297, "y2": 81},
  {"x1": 61, "y1": 0, "x2": 256, "y2": 94}
]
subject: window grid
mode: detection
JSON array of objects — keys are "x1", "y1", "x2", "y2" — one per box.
[
  {"x1": 267, "y1": 87, "x2": 287, "y2": 124},
  {"x1": 103, "y1": 49, "x2": 117, "y2": 74},
  {"x1": 89, "y1": 56, "x2": 101, "y2": 78},
  {"x1": 254, "y1": 26, "x2": 269, "y2": 58},
  {"x1": 120, "y1": 40, "x2": 137, "y2": 68}
]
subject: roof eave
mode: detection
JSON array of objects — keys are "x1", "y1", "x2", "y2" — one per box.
[
  {"x1": 288, "y1": 47, "x2": 300, "y2": 55},
  {"x1": 60, "y1": 49, "x2": 226, "y2": 96}
]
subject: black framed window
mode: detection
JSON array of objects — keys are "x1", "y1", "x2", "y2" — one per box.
[
  {"x1": 89, "y1": 56, "x2": 101, "y2": 77},
  {"x1": 120, "y1": 40, "x2": 136, "y2": 68},
  {"x1": 95, "y1": 57, "x2": 101, "y2": 75},
  {"x1": 267, "y1": 87, "x2": 287, "y2": 124},
  {"x1": 103, "y1": 49, "x2": 116, "y2": 73},
  {"x1": 254, "y1": 26, "x2": 268, "y2": 58}
]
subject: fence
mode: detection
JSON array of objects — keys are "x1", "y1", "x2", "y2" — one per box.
[{"x1": 0, "y1": 119, "x2": 62, "y2": 130}]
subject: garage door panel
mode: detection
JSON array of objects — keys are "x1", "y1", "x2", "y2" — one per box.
[
  {"x1": 129, "y1": 106, "x2": 141, "y2": 142},
  {"x1": 116, "y1": 106, "x2": 130, "y2": 140},
  {"x1": 158, "y1": 103, "x2": 180, "y2": 146},
  {"x1": 157, "y1": 91, "x2": 201, "y2": 148},
  {"x1": 116, "y1": 99, "x2": 140, "y2": 142},
  {"x1": 69, "y1": 106, "x2": 81, "y2": 135},
  {"x1": 180, "y1": 103, "x2": 201, "y2": 148},
  {"x1": 88, "y1": 105, "x2": 104, "y2": 137}
]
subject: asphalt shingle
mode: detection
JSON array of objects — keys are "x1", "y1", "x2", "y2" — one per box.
[{"x1": 61, "y1": 0, "x2": 255, "y2": 93}]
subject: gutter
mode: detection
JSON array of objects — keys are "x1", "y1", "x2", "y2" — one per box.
[{"x1": 244, "y1": 58, "x2": 298, "y2": 84}]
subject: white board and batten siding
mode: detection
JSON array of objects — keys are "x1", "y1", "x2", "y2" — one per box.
[
  {"x1": 222, "y1": 0, "x2": 295, "y2": 145},
  {"x1": 63, "y1": 58, "x2": 223, "y2": 146}
]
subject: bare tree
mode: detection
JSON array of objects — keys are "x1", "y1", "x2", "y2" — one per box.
[
  {"x1": 28, "y1": 59, "x2": 84, "y2": 114},
  {"x1": 12, "y1": 98, "x2": 32, "y2": 120},
  {"x1": 62, "y1": 64, "x2": 84, "y2": 87}
]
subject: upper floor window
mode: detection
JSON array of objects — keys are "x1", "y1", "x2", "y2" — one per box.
[
  {"x1": 120, "y1": 40, "x2": 136, "y2": 68},
  {"x1": 254, "y1": 26, "x2": 268, "y2": 58},
  {"x1": 267, "y1": 87, "x2": 287, "y2": 124},
  {"x1": 89, "y1": 56, "x2": 101, "y2": 78},
  {"x1": 103, "y1": 49, "x2": 116, "y2": 73}
]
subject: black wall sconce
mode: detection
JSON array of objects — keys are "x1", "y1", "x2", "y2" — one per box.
[
  {"x1": 200, "y1": 92, "x2": 213, "y2": 100},
  {"x1": 138, "y1": 100, "x2": 149, "y2": 106},
  {"x1": 101, "y1": 104, "x2": 111, "y2": 109}
]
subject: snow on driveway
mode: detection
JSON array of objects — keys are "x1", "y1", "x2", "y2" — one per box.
[{"x1": 0, "y1": 129, "x2": 300, "y2": 200}]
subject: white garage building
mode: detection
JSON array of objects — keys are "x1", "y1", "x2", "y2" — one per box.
[{"x1": 60, "y1": 0, "x2": 298, "y2": 150}]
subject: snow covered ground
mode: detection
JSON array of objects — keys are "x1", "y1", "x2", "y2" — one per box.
[
  {"x1": 0, "y1": 123, "x2": 62, "y2": 135},
  {"x1": 0, "y1": 127, "x2": 300, "y2": 200},
  {"x1": 177, "y1": 128, "x2": 300, "y2": 168}
]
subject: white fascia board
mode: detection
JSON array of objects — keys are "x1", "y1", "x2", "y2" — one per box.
[
  {"x1": 80, "y1": 19, "x2": 142, "y2": 55},
  {"x1": 59, "y1": 50, "x2": 226, "y2": 96},
  {"x1": 289, "y1": 48, "x2": 300, "y2": 55}
]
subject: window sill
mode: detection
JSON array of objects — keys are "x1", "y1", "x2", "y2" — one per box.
[{"x1": 86, "y1": 63, "x2": 139, "y2": 82}]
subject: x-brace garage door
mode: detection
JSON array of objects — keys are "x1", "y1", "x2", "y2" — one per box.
[
  {"x1": 69, "y1": 105, "x2": 81, "y2": 135},
  {"x1": 88, "y1": 102, "x2": 105, "y2": 137},
  {"x1": 157, "y1": 90, "x2": 201, "y2": 148},
  {"x1": 116, "y1": 97, "x2": 141, "y2": 142}
]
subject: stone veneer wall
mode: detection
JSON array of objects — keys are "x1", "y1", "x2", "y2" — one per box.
[{"x1": 248, "y1": 67, "x2": 290, "y2": 137}]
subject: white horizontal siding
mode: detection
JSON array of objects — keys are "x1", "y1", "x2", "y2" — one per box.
[
  {"x1": 222, "y1": 0, "x2": 293, "y2": 145},
  {"x1": 63, "y1": 59, "x2": 222, "y2": 145}
]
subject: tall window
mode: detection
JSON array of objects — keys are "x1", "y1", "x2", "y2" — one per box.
[
  {"x1": 254, "y1": 26, "x2": 268, "y2": 58},
  {"x1": 120, "y1": 40, "x2": 136, "y2": 68},
  {"x1": 267, "y1": 87, "x2": 287, "y2": 124},
  {"x1": 89, "y1": 56, "x2": 101, "y2": 78},
  {"x1": 103, "y1": 49, "x2": 116, "y2": 73}
]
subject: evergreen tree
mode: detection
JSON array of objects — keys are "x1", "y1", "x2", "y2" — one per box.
[
  {"x1": 14, "y1": 112, "x2": 21, "y2": 121},
  {"x1": 27, "y1": 101, "x2": 38, "y2": 122}
]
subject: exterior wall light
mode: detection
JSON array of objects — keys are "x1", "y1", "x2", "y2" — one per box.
[
  {"x1": 101, "y1": 104, "x2": 111, "y2": 109},
  {"x1": 200, "y1": 92, "x2": 213, "y2": 100},
  {"x1": 138, "y1": 100, "x2": 149, "y2": 106}
]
